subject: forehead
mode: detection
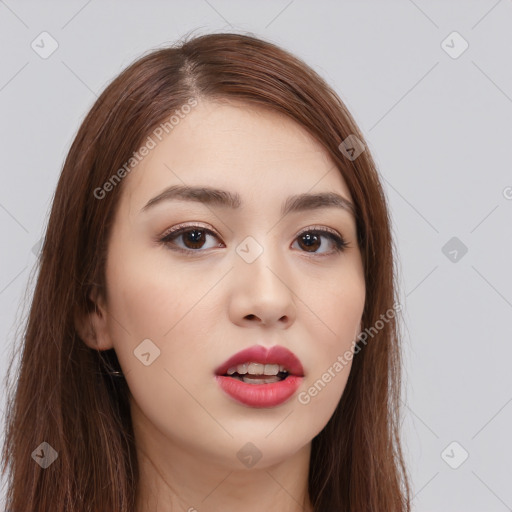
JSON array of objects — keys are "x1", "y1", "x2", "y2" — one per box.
[{"x1": 120, "y1": 99, "x2": 353, "y2": 212}]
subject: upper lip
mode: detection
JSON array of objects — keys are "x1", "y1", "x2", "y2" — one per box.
[{"x1": 214, "y1": 345, "x2": 304, "y2": 376}]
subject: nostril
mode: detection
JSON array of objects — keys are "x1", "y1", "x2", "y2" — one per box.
[{"x1": 245, "y1": 314, "x2": 257, "y2": 320}]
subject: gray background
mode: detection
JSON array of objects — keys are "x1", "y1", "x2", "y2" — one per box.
[{"x1": 1, "y1": 1, "x2": 511, "y2": 510}]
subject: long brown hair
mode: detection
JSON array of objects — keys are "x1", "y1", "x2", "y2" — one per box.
[{"x1": 1, "y1": 31, "x2": 411, "y2": 511}]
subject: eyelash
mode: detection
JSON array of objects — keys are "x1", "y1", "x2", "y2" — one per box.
[{"x1": 158, "y1": 222, "x2": 349, "y2": 257}]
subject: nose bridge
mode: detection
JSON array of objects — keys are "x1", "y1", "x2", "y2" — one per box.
[
  {"x1": 235, "y1": 233, "x2": 285, "y2": 289},
  {"x1": 230, "y1": 232, "x2": 296, "y2": 325}
]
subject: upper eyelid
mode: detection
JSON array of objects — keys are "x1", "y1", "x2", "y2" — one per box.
[
  {"x1": 296, "y1": 224, "x2": 341, "y2": 238},
  {"x1": 160, "y1": 222, "x2": 218, "y2": 239}
]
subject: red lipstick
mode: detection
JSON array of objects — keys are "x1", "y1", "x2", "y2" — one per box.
[{"x1": 214, "y1": 345, "x2": 304, "y2": 408}]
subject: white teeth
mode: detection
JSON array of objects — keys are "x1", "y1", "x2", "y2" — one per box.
[
  {"x1": 264, "y1": 364, "x2": 279, "y2": 375},
  {"x1": 226, "y1": 362, "x2": 287, "y2": 376},
  {"x1": 227, "y1": 363, "x2": 248, "y2": 375},
  {"x1": 247, "y1": 362, "x2": 264, "y2": 375}
]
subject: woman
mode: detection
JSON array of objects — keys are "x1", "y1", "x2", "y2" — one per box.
[{"x1": 1, "y1": 32, "x2": 411, "y2": 511}]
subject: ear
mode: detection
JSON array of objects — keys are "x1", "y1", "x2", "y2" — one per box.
[{"x1": 74, "y1": 287, "x2": 114, "y2": 351}]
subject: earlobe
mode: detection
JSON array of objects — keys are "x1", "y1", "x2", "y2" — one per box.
[{"x1": 74, "y1": 288, "x2": 114, "y2": 351}]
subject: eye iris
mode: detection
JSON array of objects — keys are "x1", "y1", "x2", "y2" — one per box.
[
  {"x1": 183, "y1": 229, "x2": 206, "y2": 249},
  {"x1": 299, "y1": 233, "x2": 320, "y2": 252}
]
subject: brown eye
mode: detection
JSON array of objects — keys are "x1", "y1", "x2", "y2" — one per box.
[
  {"x1": 293, "y1": 229, "x2": 348, "y2": 255},
  {"x1": 178, "y1": 228, "x2": 208, "y2": 249},
  {"x1": 160, "y1": 226, "x2": 223, "y2": 253},
  {"x1": 297, "y1": 232, "x2": 321, "y2": 252}
]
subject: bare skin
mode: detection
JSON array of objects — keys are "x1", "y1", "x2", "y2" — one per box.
[{"x1": 80, "y1": 99, "x2": 365, "y2": 511}]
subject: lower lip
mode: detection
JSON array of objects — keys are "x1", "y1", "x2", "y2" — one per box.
[{"x1": 215, "y1": 375, "x2": 303, "y2": 408}]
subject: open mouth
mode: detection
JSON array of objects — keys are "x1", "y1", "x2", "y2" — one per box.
[
  {"x1": 214, "y1": 347, "x2": 304, "y2": 407},
  {"x1": 224, "y1": 363, "x2": 290, "y2": 384}
]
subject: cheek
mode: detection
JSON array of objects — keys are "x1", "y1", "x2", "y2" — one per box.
[
  {"x1": 104, "y1": 245, "x2": 227, "y2": 392},
  {"x1": 105, "y1": 259, "x2": 221, "y2": 446},
  {"x1": 295, "y1": 268, "x2": 364, "y2": 425},
  {"x1": 303, "y1": 264, "x2": 365, "y2": 349},
  {"x1": 106, "y1": 249, "x2": 220, "y2": 343}
]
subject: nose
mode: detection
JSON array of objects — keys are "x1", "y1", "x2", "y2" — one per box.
[{"x1": 228, "y1": 248, "x2": 297, "y2": 329}]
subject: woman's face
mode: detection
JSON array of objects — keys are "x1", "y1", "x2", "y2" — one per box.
[{"x1": 96, "y1": 99, "x2": 365, "y2": 469}]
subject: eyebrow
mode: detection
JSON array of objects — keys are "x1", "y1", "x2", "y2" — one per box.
[{"x1": 141, "y1": 185, "x2": 356, "y2": 218}]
